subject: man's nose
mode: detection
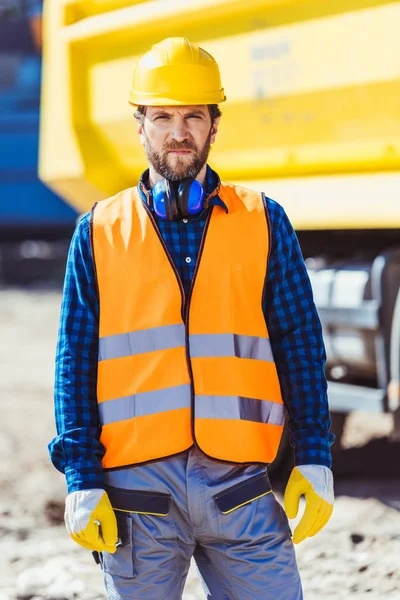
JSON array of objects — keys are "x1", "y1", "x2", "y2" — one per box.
[{"x1": 171, "y1": 119, "x2": 189, "y2": 142}]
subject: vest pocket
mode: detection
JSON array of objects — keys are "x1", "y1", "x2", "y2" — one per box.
[
  {"x1": 213, "y1": 471, "x2": 272, "y2": 514},
  {"x1": 101, "y1": 511, "x2": 136, "y2": 578}
]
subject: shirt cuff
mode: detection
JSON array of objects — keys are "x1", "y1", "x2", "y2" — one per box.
[
  {"x1": 292, "y1": 430, "x2": 335, "y2": 470},
  {"x1": 64, "y1": 463, "x2": 105, "y2": 494}
]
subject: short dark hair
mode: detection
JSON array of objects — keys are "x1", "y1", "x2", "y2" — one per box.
[{"x1": 134, "y1": 104, "x2": 222, "y2": 124}]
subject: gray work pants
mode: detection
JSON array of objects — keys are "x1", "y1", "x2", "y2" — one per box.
[{"x1": 100, "y1": 447, "x2": 303, "y2": 599}]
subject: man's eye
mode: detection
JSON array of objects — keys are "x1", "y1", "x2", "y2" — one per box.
[
  {"x1": 188, "y1": 115, "x2": 201, "y2": 119},
  {"x1": 154, "y1": 116, "x2": 169, "y2": 121}
]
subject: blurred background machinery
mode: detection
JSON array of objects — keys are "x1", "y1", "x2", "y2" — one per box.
[
  {"x1": 38, "y1": 0, "x2": 400, "y2": 457},
  {"x1": 0, "y1": 0, "x2": 77, "y2": 282}
]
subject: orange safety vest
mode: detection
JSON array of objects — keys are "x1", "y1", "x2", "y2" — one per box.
[{"x1": 91, "y1": 182, "x2": 284, "y2": 470}]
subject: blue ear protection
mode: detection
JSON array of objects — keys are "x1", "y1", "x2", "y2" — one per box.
[{"x1": 151, "y1": 178, "x2": 206, "y2": 220}]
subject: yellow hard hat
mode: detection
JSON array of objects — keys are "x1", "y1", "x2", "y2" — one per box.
[{"x1": 129, "y1": 37, "x2": 226, "y2": 106}]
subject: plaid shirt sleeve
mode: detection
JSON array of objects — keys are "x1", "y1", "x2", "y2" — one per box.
[
  {"x1": 264, "y1": 198, "x2": 335, "y2": 468},
  {"x1": 48, "y1": 212, "x2": 105, "y2": 493}
]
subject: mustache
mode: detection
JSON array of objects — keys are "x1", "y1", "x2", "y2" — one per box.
[{"x1": 164, "y1": 141, "x2": 196, "y2": 152}]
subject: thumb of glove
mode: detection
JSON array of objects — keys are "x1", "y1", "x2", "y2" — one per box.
[
  {"x1": 92, "y1": 492, "x2": 118, "y2": 550},
  {"x1": 284, "y1": 467, "x2": 309, "y2": 519}
]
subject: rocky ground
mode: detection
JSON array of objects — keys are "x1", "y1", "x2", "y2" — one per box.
[{"x1": 0, "y1": 287, "x2": 399, "y2": 600}]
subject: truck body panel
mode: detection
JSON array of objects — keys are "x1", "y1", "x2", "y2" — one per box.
[
  {"x1": 0, "y1": 49, "x2": 77, "y2": 238},
  {"x1": 40, "y1": 1, "x2": 400, "y2": 225}
]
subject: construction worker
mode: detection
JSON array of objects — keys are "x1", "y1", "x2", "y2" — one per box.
[{"x1": 49, "y1": 38, "x2": 335, "y2": 599}]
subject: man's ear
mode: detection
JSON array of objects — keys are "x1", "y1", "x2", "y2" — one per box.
[
  {"x1": 136, "y1": 118, "x2": 145, "y2": 146},
  {"x1": 210, "y1": 117, "x2": 220, "y2": 144}
]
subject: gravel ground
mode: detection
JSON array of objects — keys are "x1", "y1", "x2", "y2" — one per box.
[{"x1": 0, "y1": 288, "x2": 399, "y2": 600}]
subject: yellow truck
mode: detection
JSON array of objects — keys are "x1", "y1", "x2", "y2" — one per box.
[{"x1": 39, "y1": 0, "x2": 400, "y2": 450}]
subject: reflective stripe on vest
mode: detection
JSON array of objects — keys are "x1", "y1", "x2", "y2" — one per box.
[
  {"x1": 99, "y1": 329, "x2": 274, "y2": 363},
  {"x1": 91, "y1": 182, "x2": 284, "y2": 469},
  {"x1": 98, "y1": 324, "x2": 185, "y2": 361},
  {"x1": 99, "y1": 391, "x2": 284, "y2": 426}
]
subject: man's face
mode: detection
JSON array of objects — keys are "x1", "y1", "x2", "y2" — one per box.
[{"x1": 137, "y1": 105, "x2": 220, "y2": 181}]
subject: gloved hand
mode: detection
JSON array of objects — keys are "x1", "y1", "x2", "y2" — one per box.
[
  {"x1": 284, "y1": 465, "x2": 334, "y2": 544},
  {"x1": 65, "y1": 489, "x2": 118, "y2": 553}
]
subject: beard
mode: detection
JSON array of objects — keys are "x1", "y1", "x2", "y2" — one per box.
[{"x1": 144, "y1": 129, "x2": 213, "y2": 182}]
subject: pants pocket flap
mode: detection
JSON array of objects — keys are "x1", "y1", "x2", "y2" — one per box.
[
  {"x1": 106, "y1": 485, "x2": 171, "y2": 516},
  {"x1": 101, "y1": 512, "x2": 135, "y2": 578},
  {"x1": 213, "y1": 471, "x2": 272, "y2": 514}
]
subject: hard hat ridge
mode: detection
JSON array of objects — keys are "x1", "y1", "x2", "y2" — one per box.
[{"x1": 159, "y1": 37, "x2": 198, "y2": 64}]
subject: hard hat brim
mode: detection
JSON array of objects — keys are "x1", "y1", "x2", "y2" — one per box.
[{"x1": 129, "y1": 90, "x2": 226, "y2": 107}]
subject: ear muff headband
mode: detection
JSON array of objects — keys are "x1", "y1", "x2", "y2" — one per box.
[
  {"x1": 165, "y1": 182, "x2": 179, "y2": 221},
  {"x1": 177, "y1": 179, "x2": 191, "y2": 217}
]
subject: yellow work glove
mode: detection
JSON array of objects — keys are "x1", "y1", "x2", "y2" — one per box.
[
  {"x1": 284, "y1": 465, "x2": 334, "y2": 544},
  {"x1": 65, "y1": 489, "x2": 118, "y2": 553}
]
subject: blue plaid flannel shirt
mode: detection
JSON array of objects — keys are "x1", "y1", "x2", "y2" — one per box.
[{"x1": 49, "y1": 165, "x2": 334, "y2": 493}]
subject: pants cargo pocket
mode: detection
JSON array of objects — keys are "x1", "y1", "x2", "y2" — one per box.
[
  {"x1": 214, "y1": 470, "x2": 283, "y2": 542},
  {"x1": 100, "y1": 510, "x2": 136, "y2": 579},
  {"x1": 103, "y1": 485, "x2": 179, "y2": 599}
]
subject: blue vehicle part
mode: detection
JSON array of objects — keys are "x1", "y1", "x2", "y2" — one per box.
[{"x1": 0, "y1": 52, "x2": 77, "y2": 239}]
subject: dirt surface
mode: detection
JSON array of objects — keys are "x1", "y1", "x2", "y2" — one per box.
[{"x1": 1, "y1": 288, "x2": 399, "y2": 599}]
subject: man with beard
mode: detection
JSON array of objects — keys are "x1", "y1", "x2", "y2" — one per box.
[{"x1": 49, "y1": 38, "x2": 334, "y2": 599}]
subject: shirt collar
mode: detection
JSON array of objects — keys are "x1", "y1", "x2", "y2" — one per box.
[{"x1": 138, "y1": 164, "x2": 229, "y2": 215}]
